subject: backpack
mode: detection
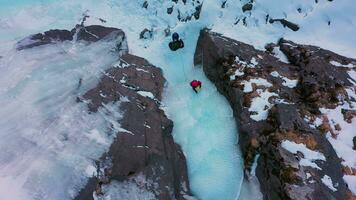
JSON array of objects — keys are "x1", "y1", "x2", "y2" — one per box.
[{"x1": 169, "y1": 40, "x2": 184, "y2": 51}]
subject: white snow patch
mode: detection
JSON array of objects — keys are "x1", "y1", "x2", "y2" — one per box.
[
  {"x1": 321, "y1": 175, "x2": 338, "y2": 192},
  {"x1": 95, "y1": 175, "x2": 156, "y2": 200},
  {"x1": 250, "y1": 154, "x2": 260, "y2": 176},
  {"x1": 281, "y1": 140, "x2": 326, "y2": 170},
  {"x1": 242, "y1": 78, "x2": 272, "y2": 93},
  {"x1": 344, "y1": 175, "x2": 356, "y2": 195},
  {"x1": 87, "y1": 129, "x2": 108, "y2": 145},
  {"x1": 321, "y1": 104, "x2": 356, "y2": 195},
  {"x1": 272, "y1": 47, "x2": 289, "y2": 63},
  {"x1": 249, "y1": 89, "x2": 278, "y2": 121},
  {"x1": 137, "y1": 91, "x2": 155, "y2": 99},
  {"x1": 321, "y1": 105, "x2": 356, "y2": 168},
  {"x1": 250, "y1": 57, "x2": 258, "y2": 67},
  {"x1": 136, "y1": 68, "x2": 149, "y2": 73},
  {"x1": 348, "y1": 70, "x2": 356, "y2": 84},
  {"x1": 270, "y1": 71, "x2": 298, "y2": 88},
  {"x1": 85, "y1": 164, "x2": 97, "y2": 177},
  {"x1": 306, "y1": 173, "x2": 312, "y2": 179},
  {"x1": 330, "y1": 60, "x2": 354, "y2": 69},
  {"x1": 230, "y1": 69, "x2": 245, "y2": 80}
]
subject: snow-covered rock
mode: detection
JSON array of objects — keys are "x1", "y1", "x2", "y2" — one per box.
[{"x1": 195, "y1": 29, "x2": 355, "y2": 200}]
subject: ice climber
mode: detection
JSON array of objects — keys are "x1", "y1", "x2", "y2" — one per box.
[
  {"x1": 169, "y1": 32, "x2": 184, "y2": 51},
  {"x1": 190, "y1": 80, "x2": 202, "y2": 93}
]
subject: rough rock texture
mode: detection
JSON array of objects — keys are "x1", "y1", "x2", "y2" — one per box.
[
  {"x1": 172, "y1": 0, "x2": 202, "y2": 21},
  {"x1": 269, "y1": 19, "x2": 300, "y2": 31},
  {"x1": 16, "y1": 25, "x2": 126, "y2": 50},
  {"x1": 76, "y1": 53, "x2": 194, "y2": 200},
  {"x1": 194, "y1": 29, "x2": 355, "y2": 200}
]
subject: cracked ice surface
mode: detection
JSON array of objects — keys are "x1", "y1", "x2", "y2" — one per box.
[{"x1": 0, "y1": 40, "x2": 122, "y2": 200}]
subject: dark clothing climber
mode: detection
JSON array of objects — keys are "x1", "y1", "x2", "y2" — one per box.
[
  {"x1": 190, "y1": 80, "x2": 202, "y2": 93},
  {"x1": 169, "y1": 32, "x2": 184, "y2": 51}
]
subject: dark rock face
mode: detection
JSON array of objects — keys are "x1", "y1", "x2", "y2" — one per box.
[
  {"x1": 16, "y1": 29, "x2": 73, "y2": 50},
  {"x1": 72, "y1": 25, "x2": 125, "y2": 43},
  {"x1": 242, "y1": 3, "x2": 253, "y2": 12},
  {"x1": 76, "y1": 53, "x2": 194, "y2": 200},
  {"x1": 16, "y1": 25, "x2": 126, "y2": 50},
  {"x1": 18, "y1": 25, "x2": 193, "y2": 199},
  {"x1": 269, "y1": 19, "x2": 300, "y2": 31},
  {"x1": 194, "y1": 29, "x2": 355, "y2": 200}
]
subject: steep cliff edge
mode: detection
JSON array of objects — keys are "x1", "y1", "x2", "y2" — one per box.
[
  {"x1": 18, "y1": 25, "x2": 194, "y2": 200},
  {"x1": 194, "y1": 29, "x2": 356, "y2": 200},
  {"x1": 76, "y1": 53, "x2": 194, "y2": 200}
]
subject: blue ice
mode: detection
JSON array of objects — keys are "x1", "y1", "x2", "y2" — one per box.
[
  {"x1": 145, "y1": 23, "x2": 244, "y2": 200},
  {"x1": 0, "y1": 0, "x2": 250, "y2": 199}
]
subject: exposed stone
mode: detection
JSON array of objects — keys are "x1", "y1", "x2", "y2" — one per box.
[
  {"x1": 76, "y1": 54, "x2": 194, "y2": 200},
  {"x1": 269, "y1": 18, "x2": 300, "y2": 31},
  {"x1": 16, "y1": 25, "x2": 126, "y2": 50},
  {"x1": 139, "y1": 28, "x2": 153, "y2": 39},
  {"x1": 242, "y1": 3, "x2": 253, "y2": 12},
  {"x1": 19, "y1": 25, "x2": 194, "y2": 200},
  {"x1": 194, "y1": 29, "x2": 353, "y2": 200},
  {"x1": 77, "y1": 49, "x2": 191, "y2": 200},
  {"x1": 16, "y1": 29, "x2": 73, "y2": 50}
]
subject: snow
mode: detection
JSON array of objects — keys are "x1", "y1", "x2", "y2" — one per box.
[
  {"x1": 272, "y1": 47, "x2": 290, "y2": 63},
  {"x1": 344, "y1": 175, "x2": 356, "y2": 195},
  {"x1": 230, "y1": 69, "x2": 244, "y2": 80},
  {"x1": 241, "y1": 78, "x2": 272, "y2": 93},
  {"x1": 348, "y1": 70, "x2": 356, "y2": 83},
  {"x1": 137, "y1": 91, "x2": 155, "y2": 99},
  {"x1": 95, "y1": 174, "x2": 156, "y2": 200},
  {"x1": 235, "y1": 56, "x2": 258, "y2": 68},
  {"x1": 321, "y1": 103, "x2": 356, "y2": 194},
  {"x1": 201, "y1": 0, "x2": 356, "y2": 58},
  {"x1": 85, "y1": 164, "x2": 97, "y2": 177},
  {"x1": 321, "y1": 175, "x2": 338, "y2": 192},
  {"x1": 3, "y1": 0, "x2": 355, "y2": 198},
  {"x1": 330, "y1": 60, "x2": 354, "y2": 69},
  {"x1": 0, "y1": 1, "x2": 248, "y2": 199},
  {"x1": 250, "y1": 154, "x2": 260, "y2": 177},
  {"x1": 250, "y1": 57, "x2": 258, "y2": 67},
  {"x1": 0, "y1": 39, "x2": 123, "y2": 200},
  {"x1": 281, "y1": 140, "x2": 326, "y2": 170},
  {"x1": 270, "y1": 71, "x2": 298, "y2": 88},
  {"x1": 249, "y1": 89, "x2": 278, "y2": 121}
]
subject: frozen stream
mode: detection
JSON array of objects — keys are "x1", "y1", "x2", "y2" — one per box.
[
  {"x1": 136, "y1": 24, "x2": 244, "y2": 200},
  {"x1": 0, "y1": 1, "x2": 260, "y2": 200}
]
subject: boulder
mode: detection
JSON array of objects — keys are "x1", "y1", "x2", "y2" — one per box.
[{"x1": 16, "y1": 25, "x2": 126, "y2": 50}]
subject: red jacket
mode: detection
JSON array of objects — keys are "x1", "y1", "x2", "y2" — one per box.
[{"x1": 190, "y1": 80, "x2": 202, "y2": 88}]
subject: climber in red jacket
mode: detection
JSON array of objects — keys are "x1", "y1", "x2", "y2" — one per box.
[{"x1": 190, "y1": 80, "x2": 202, "y2": 93}]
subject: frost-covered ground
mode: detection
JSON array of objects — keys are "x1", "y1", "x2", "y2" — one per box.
[
  {"x1": 0, "y1": 0, "x2": 355, "y2": 199},
  {"x1": 203, "y1": 0, "x2": 356, "y2": 58},
  {"x1": 0, "y1": 38, "x2": 122, "y2": 200}
]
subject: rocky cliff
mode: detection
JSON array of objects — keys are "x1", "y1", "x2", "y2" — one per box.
[
  {"x1": 76, "y1": 53, "x2": 194, "y2": 200},
  {"x1": 17, "y1": 25, "x2": 194, "y2": 200},
  {"x1": 194, "y1": 29, "x2": 356, "y2": 200}
]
